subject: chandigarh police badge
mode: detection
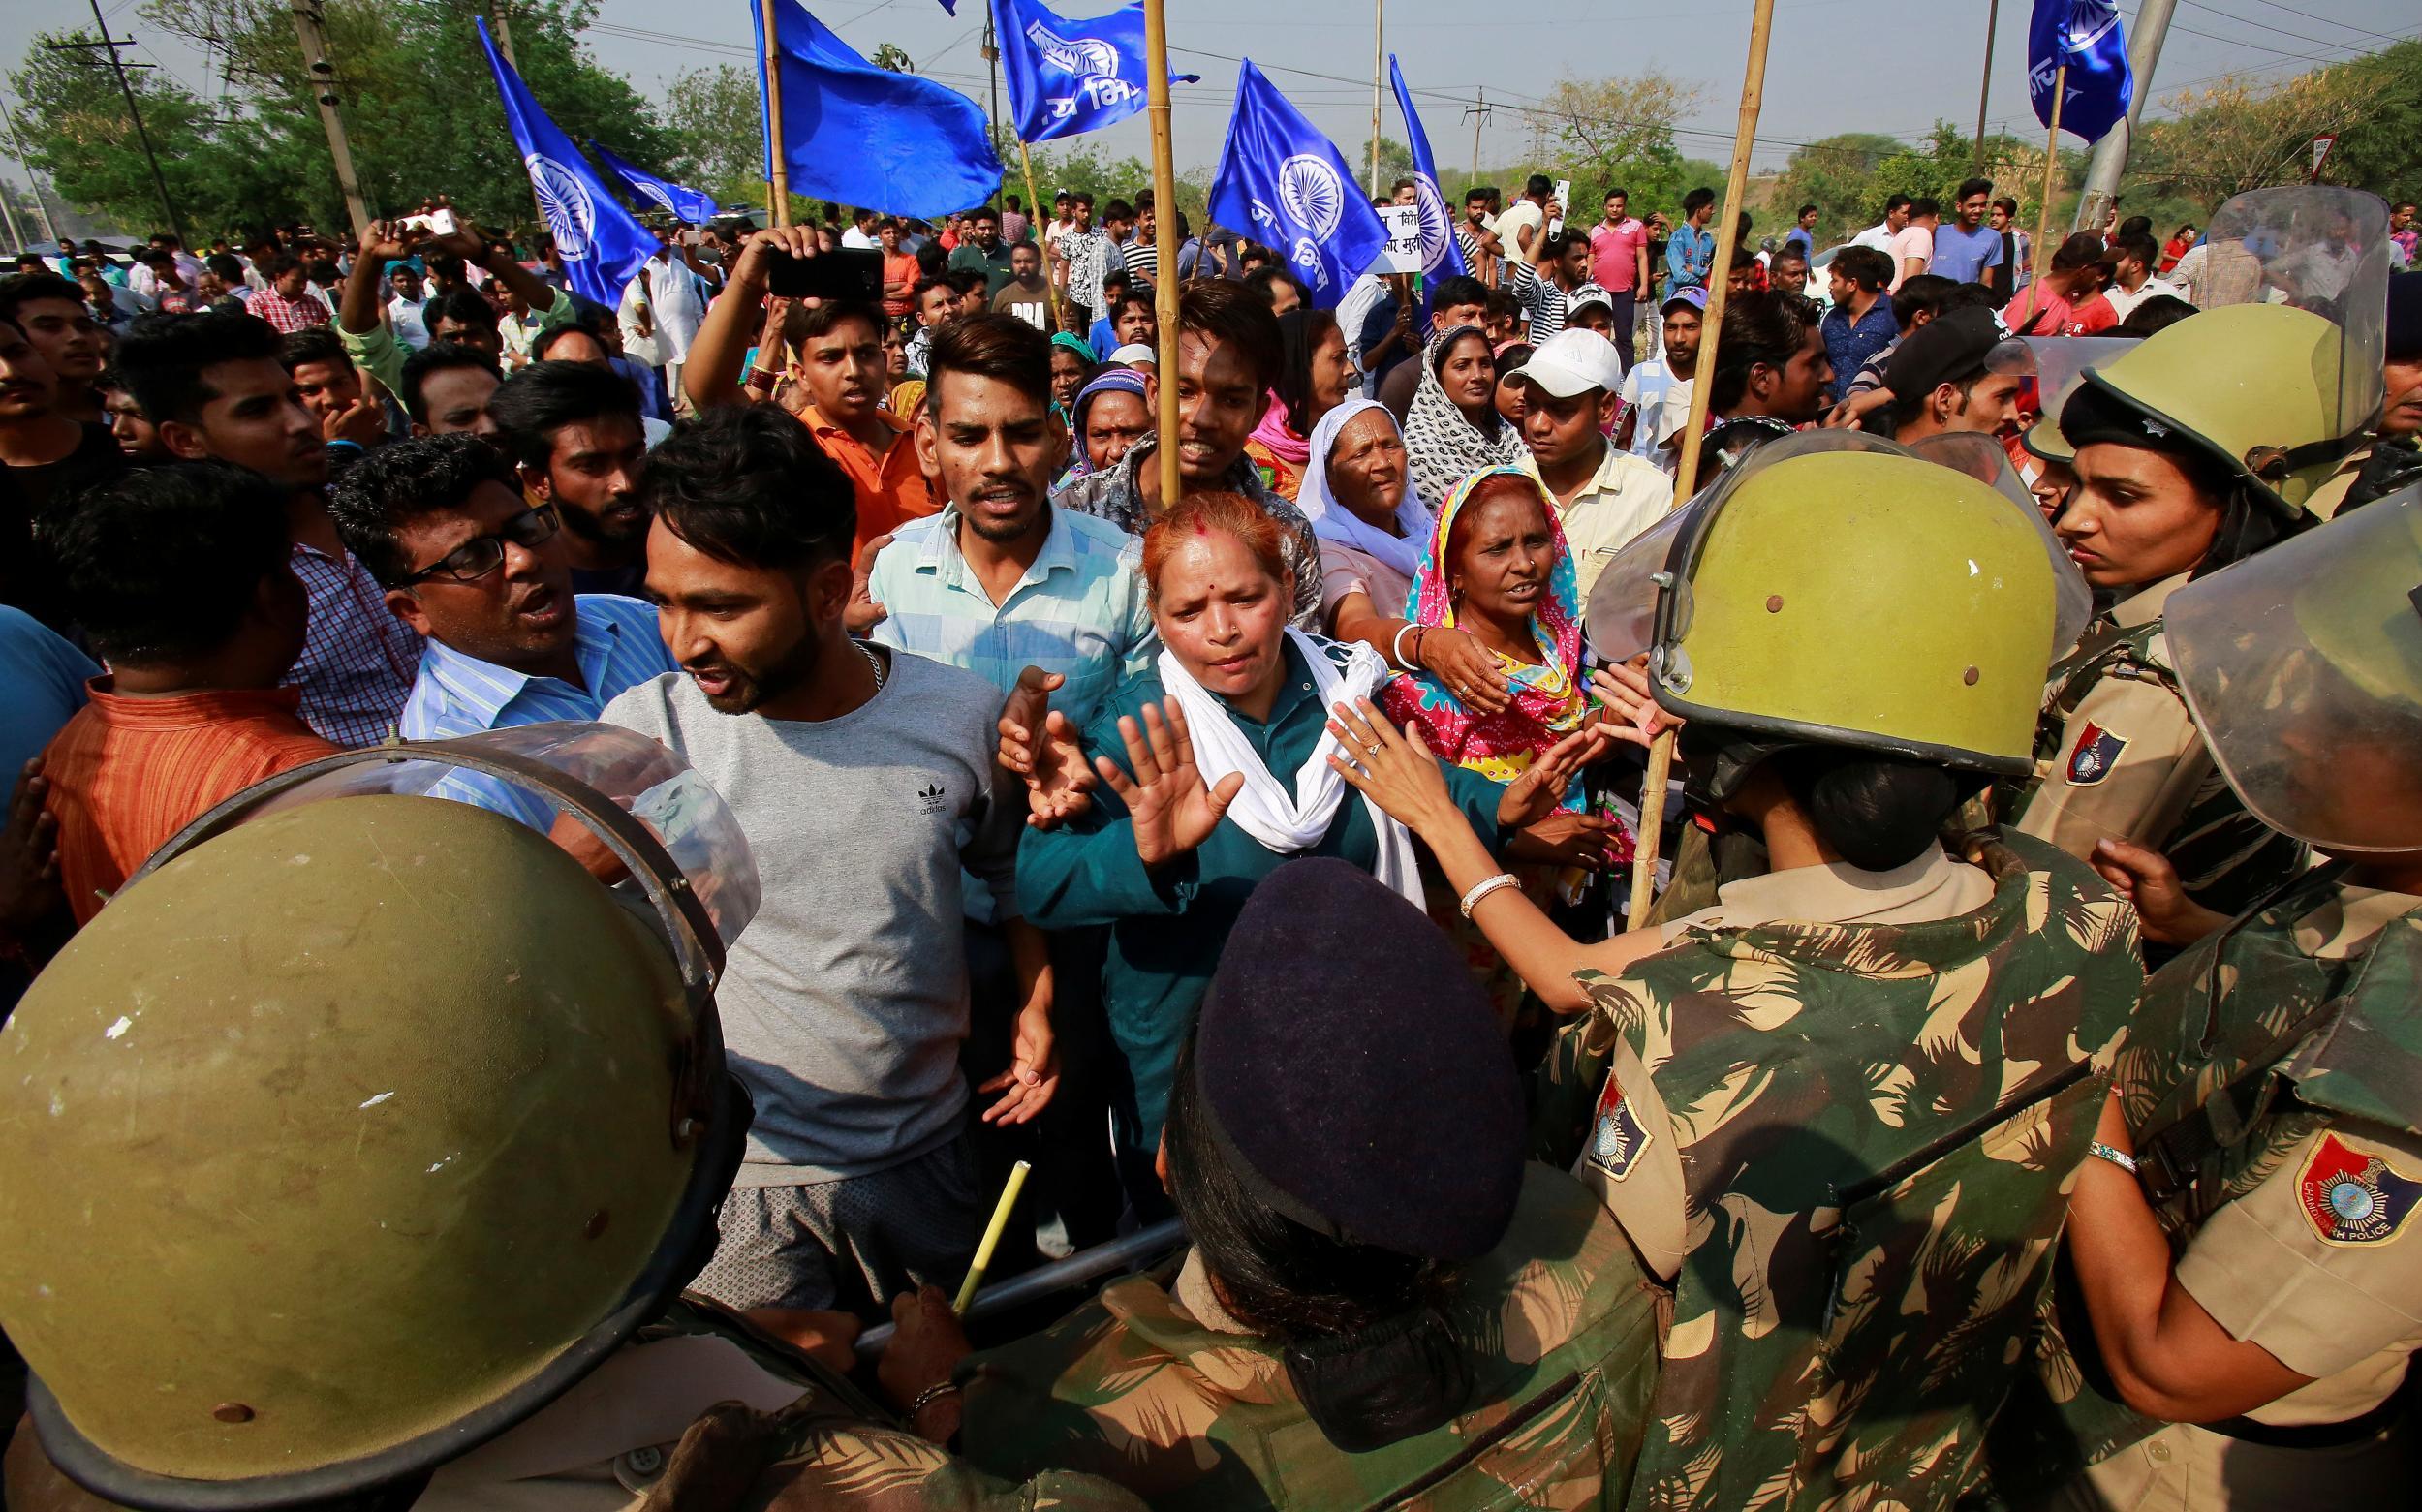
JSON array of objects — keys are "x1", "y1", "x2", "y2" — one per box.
[{"x1": 2298, "y1": 1132, "x2": 2422, "y2": 1246}]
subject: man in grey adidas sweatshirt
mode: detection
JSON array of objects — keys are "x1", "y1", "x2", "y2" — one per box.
[{"x1": 602, "y1": 405, "x2": 1057, "y2": 1318}]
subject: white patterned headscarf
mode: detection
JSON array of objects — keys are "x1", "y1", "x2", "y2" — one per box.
[{"x1": 1403, "y1": 324, "x2": 1529, "y2": 509}]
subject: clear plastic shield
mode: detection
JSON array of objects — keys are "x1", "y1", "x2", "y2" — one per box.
[
  {"x1": 2196, "y1": 187, "x2": 2391, "y2": 435},
  {"x1": 2019, "y1": 336, "x2": 2138, "y2": 464},
  {"x1": 238, "y1": 724, "x2": 762, "y2": 953},
  {"x1": 1586, "y1": 428, "x2": 2091, "y2": 665},
  {"x1": 2168, "y1": 483, "x2": 2422, "y2": 852}
]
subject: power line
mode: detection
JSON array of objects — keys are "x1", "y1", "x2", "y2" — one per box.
[{"x1": 2228, "y1": 0, "x2": 2411, "y2": 45}]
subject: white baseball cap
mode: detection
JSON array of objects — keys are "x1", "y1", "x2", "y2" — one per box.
[
  {"x1": 1109, "y1": 343, "x2": 1158, "y2": 367},
  {"x1": 1505, "y1": 328, "x2": 1621, "y2": 398}
]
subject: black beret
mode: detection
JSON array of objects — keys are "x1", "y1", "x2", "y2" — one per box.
[
  {"x1": 1192, "y1": 858, "x2": 1524, "y2": 1262},
  {"x1": 1884, "y1": 306, "x2": 2016, "y2": 404}
]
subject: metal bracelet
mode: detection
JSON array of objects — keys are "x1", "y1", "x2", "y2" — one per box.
[
  {"x1": 908, "y1": 1381, "x2": 961, "y2": 1423},
  {"x1": 1459, "y1": 873, "x2": 1520, "y2": 919},
  {"x1": 2087, "y1": 1140, "x2": 2138, "y2": 1175}
]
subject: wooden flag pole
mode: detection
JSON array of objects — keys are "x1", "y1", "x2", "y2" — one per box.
[
  {"x1": 1143, "y1": 0, "x2": 1182, "y2": 510},
  {"x1": 1627, "y1": 0, "x2": 1777, "y2": 932},
  {"x1": 2016, "y1": 65, "x2": 2065, "y2": 332},
  {"x1": 761, "y1": 0, "x2": 790, "y2": 228},
  {"x1": 1016, "y1": 139, "x2": 1064, "y2": 331},
  {"x1": 750, "y1": 0, "x2": 792, "y2": 400}
]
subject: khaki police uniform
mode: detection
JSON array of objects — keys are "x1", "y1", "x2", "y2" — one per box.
[{"x1": 2013, "y1": 574, "x2": 2304, "y2": 918}]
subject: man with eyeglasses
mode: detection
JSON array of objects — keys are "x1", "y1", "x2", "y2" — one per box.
[{"x1": 328, "y1": 434, "x2": 675, "y2": 819}]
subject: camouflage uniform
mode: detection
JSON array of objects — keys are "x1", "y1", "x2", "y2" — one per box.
[
  {"x1": 941, "y1": 1163, "x2": 1661, "y2": 1510},
  {"x1": 2003, "y1": 574, "x2": 2307, "y2": 920},
  {"x1": 1991, "y1": 875, "x2": 2422, "y2": 1508},
  {"x1": 1549, "y1": 833, "x2": 2143, "y2": 1510}
]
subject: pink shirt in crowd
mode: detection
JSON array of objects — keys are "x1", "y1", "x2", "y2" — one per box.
[{"x1": 1588, "y1": 218, "x2": 1650, "y2": 293}]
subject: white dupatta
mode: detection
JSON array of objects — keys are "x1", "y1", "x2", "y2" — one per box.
[{"x1": 1155, "y1": 628, "x2": 1422, "y2": 906}]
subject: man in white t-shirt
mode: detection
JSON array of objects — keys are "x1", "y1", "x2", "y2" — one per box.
[
  {"x1": 1496, "y1": 175, "x2": 1552, "y2": 267},
  {"x1": 1852, "y1": 195, "x2": 1913, "y2": 253},
  {"x1": 839, "y1": 208, "x2": 878, "y2": 250},
  {"x1": 2099, "y1": 231, "x2": 2188, "y2": 324},
  {"x1": 1616, "y1": 288, "x2": 1703, "y2": 476}
]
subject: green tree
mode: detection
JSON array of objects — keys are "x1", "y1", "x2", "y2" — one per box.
[
  {"x1": 12, "y1": 0, "x2": 674, "y2": 241},
  {"x1": 870, "y1": 43, "x2": 914, "y2": 74},
  {"x1": 1772, "y1": 133, "x2": 1902, "y2": 243},
  {"x1": 665, "y1": 63, "x2": 766, "y2": 211}
]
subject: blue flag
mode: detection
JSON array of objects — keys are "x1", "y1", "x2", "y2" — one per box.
[
  {"x1": 754, "y1": 0, "x2": 1003, "y2": 219},
  {"x1": 475, "y1": 20, "x2": 655, "y2": 309},
  {"x1": 1388, "y1": 55, "x2": 1466, "y2": 286},
  {"x1": 1206, "y1": 61, "x2": 1387, "y2": 310},
  {"x1": 587, "y1": 139, "x2": 720, "y2": 224},
  {"x1": 991, "y1": 0, "x2": 1149, "y2": 144},
  {"x1": 2028, "y1": 0, "x2": 2131, "y2": 143}
]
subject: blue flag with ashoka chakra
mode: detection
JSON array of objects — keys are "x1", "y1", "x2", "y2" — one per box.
[
  {"x1": 2028, "y1": 0, "x2": 2132, "y2": 143},
  {"x1": 1388, "y1": 55, "x2": 1466, "y2": 287},
  {"x1": 587, "y1": 139, "x2": 721, "y2": 225},
  {"x1": 475, "y1": 19, "x2": 655, "y2": 309},
  {"x1": 1206, "y1": 60, "x2": 1388, "y2": 310}
]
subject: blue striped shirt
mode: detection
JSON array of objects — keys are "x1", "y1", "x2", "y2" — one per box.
[
  {"x1": 869, "y1": 506, "x2": 1156, "y2": 730},
  {"x1": 399, "y1": 594, "x2": 677, "y2": 824}
]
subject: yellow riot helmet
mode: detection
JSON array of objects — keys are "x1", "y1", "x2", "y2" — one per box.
[
  {"x1": 1589, "y1": 431, "x2": 2083, "y2": 794},
  {"x1": 2168, "y1": 482, "x2": 2422, "y2": 853},
  {"x1": 0, "y1": 726, "x2": 759, "y2": 1510}
]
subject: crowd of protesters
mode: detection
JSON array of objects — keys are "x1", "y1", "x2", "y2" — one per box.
[{"x1": 4, "y1": 163, "x2": 2421, "y2": 1509}]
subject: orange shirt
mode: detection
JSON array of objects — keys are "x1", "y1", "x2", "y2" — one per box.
[
  {"x1": 802, "y1": 405, "x2": 937, "y2": 566},
  {"x1": 42, "y1": 681, "x2": 339, "y2": 923}
]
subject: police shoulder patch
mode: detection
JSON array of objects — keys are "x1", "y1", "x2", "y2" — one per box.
[
  {"x1": 1587, "y1": 1076, "x2": 1652, "y2": 1182},
  {"x1": 2066, "y1": 720, "x2": 2128, "y2": 785},
  {"x1": 2296, "y1": 1132, "x2": 2422, "y2": 1246}
]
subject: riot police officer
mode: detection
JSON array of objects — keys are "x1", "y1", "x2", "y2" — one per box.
[
  {"x1": 1336, "y1": 433, "x2": 2148, "y2": 1509},
  {"x1": 2013, "y1": 188, "x2": 2393, "y2": 928},
  {"x1": 0, "y1": 732, "x2": 1147, "y2": 1512},
  {"x1": 2010, "y1": 484, "x2": 2422, "y2": 1507}
]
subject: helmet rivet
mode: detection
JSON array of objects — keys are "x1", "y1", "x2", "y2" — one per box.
[
  {"x1": 212, "y1": 1403, "x2": 255, "y2": 1425},
  {"x1": 584, "y1": 1209, "x2": 611, "y2": 1240},
  {"x1": 1964, "y1": 666, "x2": 1980, "y2": 686},
  {"x1": 1765, "y1": 595, "x2": 1784, "y2": 613},
  {"x1": 674, "y1": 1117, "x2": 699, "y2": 1142}
]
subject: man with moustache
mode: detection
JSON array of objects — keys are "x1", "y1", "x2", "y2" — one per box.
[
  {"x1": 602, "y1": 403, "x2": 1052, "y2": 1320},
  {"x1": 115, "y1": 310, "x2": 422, "y2": 747},
  {"x1": 870, "y1": 314, "x2": 1155, "y2": 1252},
  {"x1": 485, "y1": 360, "x2": 652, "y2": 596},
  {"x1": 327, "y1": 432, "x2": 675, "y2": 826}
]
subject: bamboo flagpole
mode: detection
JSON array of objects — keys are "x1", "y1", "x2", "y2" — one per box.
[
  {"x1": 750, "y1": 0, "x2": 794, "y2": 399},
  {"x1": 1626, "y1": 0, "x2": 1778, "y2": 932},
  {"x1": 2014, "y1": 65, "x2": 2065, "y2": 334},
  {"x1": 1016, "y1": 140, "x2": 1064, "y2": 330},
  {"x1": 1143, "y1": 0, "x2": 1181, "y2": 510}
]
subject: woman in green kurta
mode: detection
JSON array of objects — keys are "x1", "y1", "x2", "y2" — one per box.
[{"x1": 1013, "y1": 490, "x2": 1604, "y2": 1198}]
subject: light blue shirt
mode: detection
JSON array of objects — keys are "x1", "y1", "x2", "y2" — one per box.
[
  {"x1": 1666, "y1": 223, "x2": 1715, "y2": 289},
  {"x1": 869, "y1": 505, "x2": 1157, "y2": 731},
  {"x1": 399, "y1": 593, "x2": 676, "y2": 824}
]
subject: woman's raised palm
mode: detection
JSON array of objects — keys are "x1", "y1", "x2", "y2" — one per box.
[{"x1": 1096, "y1": 701, "x2": 1245, "y2": 868}]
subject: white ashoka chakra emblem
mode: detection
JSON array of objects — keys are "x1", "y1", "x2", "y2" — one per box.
[
  {"x1": 1071, "y1": 38, "x2": 1120, "y2": 77},
  {"x1": 527, "y1": 153, "x2": 597, "y2": 260},
  {"x1": 633, "y1": 177, "x2": 678, "y2": 215},
  {"x1": 1277, "y1": 153, "x2": 1345, "y2": 241},
  {"x1": 1413, "y1": 174, "x2": 1454, "y2": 273}
]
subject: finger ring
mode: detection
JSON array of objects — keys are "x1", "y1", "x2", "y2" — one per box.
[{"x1": 1361, "y1": 742, "x2": 1382, "y2": 757}]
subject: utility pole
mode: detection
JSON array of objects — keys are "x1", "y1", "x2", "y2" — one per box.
[
  {"x1": 52, "y1": 0, "x2": 184, "y2": 243},
  {"x1": 2075, "y1": 0, "x2": 2177, "y2": 232},
  {"x1": 1367, "y1": 0, "x2": 1384, "y2": 196},
  {"x1": 1464, "y1": 86, "x2": 1491, "y2": 186},
  {"x1": 1972, "y1": 0, "x2": 1999, "y2": 172},
  {"x1": 484, "y1": 0, "x2": 518, "y2": 69},
  {"x1": 289, "y1": 0, "x2": 370, "y2": 237},
  {"x1": 983, "y1": 15, "x2": 1002, "y2": 150},
  {"x1": 1, "y1": 111, "x2": 58, "y2": 244}
]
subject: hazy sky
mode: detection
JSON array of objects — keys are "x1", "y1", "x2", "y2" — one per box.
[{"x1": 4, "y1": 0, "x2": 2413, "y2": 197}]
